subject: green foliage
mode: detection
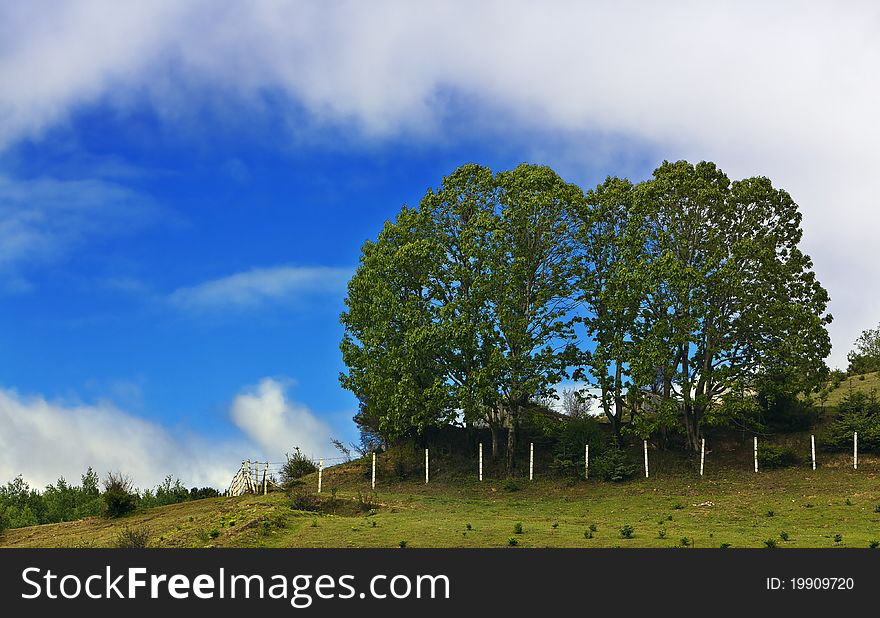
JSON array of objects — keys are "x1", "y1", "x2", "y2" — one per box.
[
  {"x1": 507, "y1": 537, "x2": 519, "y2": 546},
  {"x1": 834, "y1": 534, "x2": 843, "y2": 544},
  {"x1": 779, "y1": 531, "x2": 789, "y2": 541},
  {"x1": 763, "y1": 539, "x2": 777, "y2": 548},
  {"x1": 548, "y1": 416, "x2": 602, "y2": 477},
  {"x1": 591, "y1": 448, "x2": 637, "y2": 482},
  {"x1": 115, "y1": 526, "x2": 150, "y2": 548},
  {"x1": 102, "y1": 472, "x2": 138, "y2": 518},
  {"x1": 758, "y1": 443, "x2": 801, "y2": 469},
  {"x1": 513, "y1": 522, "x2": 523, "y2": 534},
  {"x1": 398, "y1": 540, "x2": 408, "y2": 548},
  {"x1": 503, "y1": 480, "x2": 521, "y2": 492},
  {"x1": 847, "y1": 323, "x2": 880, "y2": 375},
  {"x1": 824, "y1": 390, "x2": 880, "y2": 451},
  {"x1": 619, "y1": 524, "x2": 634, "y2": 539},
  {"x1": 280, "y1": 448, "x2": 318, "y2": 487}
]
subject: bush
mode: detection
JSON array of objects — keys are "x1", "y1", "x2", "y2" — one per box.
[
  {"x1": 115, "y1": 526, "x2": 150, "y2": 548},
  {"x1": 290, "y1": 491, "x2": 323, "y2": 513},
  {"x1": 102, "y1": 473, "x2": 138, "y2": 518},
  {"x1": 549, "y1": 416, "x2": 602, "y2": 477},
  {"x1": 592, "y1": 448, "x2": 637, "y2": 482},
  {"x1": 758, "y1": 443, "x2": 800, "y2": 469},
  {"x1": 824, "y1": 391, "x2": 880, "y2": 452},
  {"x1": 619, "y1": 524, "x2": 634, "y2": 539},
  {"x1": 280, "y1": 448, "x2": 318, "y2": 487}
]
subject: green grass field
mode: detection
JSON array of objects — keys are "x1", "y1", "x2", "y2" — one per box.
[
  {"x1": 821, "y1": 371, "x2": 879, "y2": 407},
  {"x1": 3, "y1": 452, "x2": 879, "y2": 549}
]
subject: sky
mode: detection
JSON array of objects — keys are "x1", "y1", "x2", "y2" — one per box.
[{"x1": 1, "y1": 1, "x2": 878, "y2": 490}]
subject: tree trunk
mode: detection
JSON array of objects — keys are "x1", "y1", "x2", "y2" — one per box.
[
  {"x1": 490, "y1": 425, "x2": 499, "y2": 462},
  {"x1": 506, "y1": 422, "x2": 516, "y2": 476}
]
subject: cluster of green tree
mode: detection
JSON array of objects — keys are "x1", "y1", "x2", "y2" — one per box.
[
  {"x1": 0, "y1": 469, "x2": 219, "y2": 532},
  {"x1": 340, "y1": 161, "x2": 832, "y2": 474},
  {"x1": 846, "y1": 323, "x2": 880, "y2": 375},
  {"x1": 825, "y1": 390, "x2": 880, "y2": 452}
]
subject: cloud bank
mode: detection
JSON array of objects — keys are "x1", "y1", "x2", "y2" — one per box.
[
  {"x1": 0, "y1": 1, "x2": 876, "y2": 363},
  {"x1": 0, "y1": 378, "x2": 337, "y2": 490}
]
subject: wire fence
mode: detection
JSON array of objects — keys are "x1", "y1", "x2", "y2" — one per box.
[{"x1": 226, "y1": 431, "x2": 865, "y2": 496}]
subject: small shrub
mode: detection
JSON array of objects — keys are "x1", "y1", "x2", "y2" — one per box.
[
  {"x1": 513, "y1": 522, "x2": 523, "y2": 534},
  {"x1": 290, "y1": 491, "x2": 323, "y2": 512},
  {"x1": 804, "y1": 503, "x2": 814, "y2": 509},
  {"x1": 845, "y1": 498, "x2": 853, "y2": 506},
  {"x1": 679, "y1": 537, "x2": 691, "y2": 548},
  {"x1": 779, "y1": 531, "x2": 789, "y2": 541},
  {"x1": 584, "y1": 530, "x2": 593, "y2": 539},
  {"x1": 766, "y1": 510, "x2": 775, "y2": 517},
  {"x1": 465, "y1": 523, "x2": 472, "y2": 531},
  {"x1": 619, "y1": 524, "x2": 634, "y2": 539},
  {"x1": 310, "y1": 519, "x2": 318, "y2": 528},
  {"x1": 507, "y1": 537, "x2": 519, "y2": 547},
  {"x1": 719, "y1": 542, "x2": 731, "y2": 549},
  {"x1": 208, "y1": 528, "x2": 220, "y2": 539},
  {"x1": 589, "y1": 523, "x2": 598, "y2": 532},
  {"x1": 503, "y1": 480, "x2": 521, "y2": 492},
  {"x1": 869, "y1": 540, "x2": 879, "y2": 549},
  {"x1": 115, "y1": 526, "x2": 149, "y2": 548},
  {"x1": 672, "y1": 502, "x2": 684, "y2": 510},
  {"x1": 370, "y1": 520, "x2": 377, "y2": 528},
  {"x1": 551, "y1": 522, "x2": 559, "y2": 530},
  {"x1": 592, "y1": 448, "x2": 637, "y2": 482},
  {"x1": 874, "y1": 504, "x2": 880, "y2": 513},
  {"x1": 658, "y1": 528, "x2": 666, "y2": 539},
  {"x1": 398, "y1": 540, "x2": 407, "y2": 548},
  {"x1": 758, "y1": 444, "x2": 800, "y2": 470},
  {"x1": 280, "y1": 448, "x2": 318, "y2": 487},
  {"x1": 102, "y1": 472, "x2": 138, "y2": 518},
  {"x1": 834, "y1": 534, "x2": 843, "y2": 544},
  {"x1": 763, "y1": 539, "x2": 777, "y2": 548}
]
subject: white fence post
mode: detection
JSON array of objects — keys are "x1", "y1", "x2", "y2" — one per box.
[
  {"x1": 854, "y1": 432, "x2": 858, "y2": 470},
  {"x1": 318, "y1": 459, "x2": 323, "y2": 493},
  {"x1": 479, "y1": 443, "x2": 483, "y2": 481},
  {"x1": 372, "y1": 452, "x2": 376, "y2": 490},
  {"x1": 425, "y1": 448, "x2": 429, "y2": 484},
  {"x1": 263, "y1": 463, "x2": 268, "y2": 495},
  {"x1": 585, "y1": 444, "x2": 589, "y2": 480},
  {"x1": 754, "y1": 437, "x2": 758, "y2": 473},
  {"x1": 811, "y1": 435, "x2": 816, "y2": 471},
  {"x1": 700, "y1": 438, "x2": 705, "y2": 477},
  {"x1": 529, "y1": 443, "x2": 534, "y2": 481},
  {"x1": 643, "y1": 440, "x2": 649, "y2": 478},
  {"x1": 246, "y1": 460, "x2": 252, "y2": 493}
]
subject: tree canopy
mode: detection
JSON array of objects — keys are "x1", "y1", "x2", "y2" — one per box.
[{"x1": 339, "y1": 160, "x2": 832, "y2": 468}]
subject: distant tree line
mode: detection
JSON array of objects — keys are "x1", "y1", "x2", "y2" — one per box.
[
  {"x1": 0, "y1": 469, "x2": 219, "y2": 532},
  {"x1": 340, "y1": 160, "x2": 832, "y2": 474}
]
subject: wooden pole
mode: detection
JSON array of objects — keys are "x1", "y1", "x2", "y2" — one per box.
[
  {"x1": 754, "y1": 437, "x2": 758, "y2": 473},
  {"x1": 643, "y1": 440, "x2": 649, "y2": 478},
  {"x1": 425, "y1": 448, "x2": 429, "y2": 484},
  {"x1": 318, "y1": 459, "x2": 323, "y2": 493},
  {"x1": 371, "y1": 452, "x2": 376, "y2": 490},
  {"x1": 585, "y1": 444, "x2": 589, "y2": 480},
  {"x1": 529, "y1": 442, "x2": 534, "y2": 481},
  {"x1": 479, "y1": 443, "x2": 483, "y2": 481},
  {"x1": 263, "y1": 463, "x2": 268, "y2": 495},
  {"x1": 811, "y1": 435, "x2": 816, "y2": 471},
  {"x1": 854, "y1": 432, "x2": 858, "y2": 470},
  {"x1": 700, "y1": 438, "x2": 705, "y2": 477},
  {"x1": 246, "y1": 460, "x2": 252, "y2": 493}
]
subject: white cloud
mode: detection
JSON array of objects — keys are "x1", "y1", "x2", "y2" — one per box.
[
  {"x1": 0, "y1": 378, "x2": 340, "y2": 490},
  {"x1": 168, "y1": 265, "x2": 351, "y2": 311},
  {"x1": 0, "y1": 1, "x2": 877, "y2": 365},
  {"x1": 0, "y1": 387, "x2": 242, "y2": 490},
  {"x1": 0, "y1": 174, "x2": 156, "y2": 279},
  {"x1": 229, "y1": 378, "x2": 333, "y2": 461}
]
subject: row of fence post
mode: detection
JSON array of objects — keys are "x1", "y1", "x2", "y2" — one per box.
[{"x1": 232, "y1": 432, "x2": 864, "y2": 495}]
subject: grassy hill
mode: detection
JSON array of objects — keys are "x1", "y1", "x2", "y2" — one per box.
[
  {"x1": 3, "y1": 451, "x2": 880, "y2": 549},
  {"x1": 820, "y1": 371, "x2": 879, "y2": 407},
  {"x1": 3, "y1": 371, "x2": 878, "y2": 550}
]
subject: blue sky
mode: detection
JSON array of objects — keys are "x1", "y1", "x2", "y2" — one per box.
[{"x1": 1, "y1": 2, "x2": 878, "y2": 489}]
